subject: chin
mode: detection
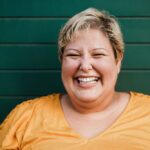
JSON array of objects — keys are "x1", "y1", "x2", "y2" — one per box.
[{"x1": 75, "y1": 92, "x2": 102, "y2": 103}]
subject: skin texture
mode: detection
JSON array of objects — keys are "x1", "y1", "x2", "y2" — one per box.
[{"x1": 61, "y1": 29, "x2": 123, "y2": 113}]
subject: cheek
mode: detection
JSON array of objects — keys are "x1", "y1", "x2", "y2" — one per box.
[
  {"x1": 106, "y1": 64, "x2": 119, "y2": 82},
  {"x1": 95, "y1": 60, "x2": 119, "y2": 78},
  {"x1": 61, "y1": 59, "x2": 79, "y2": 79},
  {"x1": 61, "y1": 60, "x2": 79, "y2": 91}
]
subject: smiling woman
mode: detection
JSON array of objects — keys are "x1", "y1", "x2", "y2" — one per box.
[
  {"x1": 0, "y1": 8, "x2": 150, "y2": 150},
  {"x1": 61, "y1": 29, "x2": 122, "y2": 113}
]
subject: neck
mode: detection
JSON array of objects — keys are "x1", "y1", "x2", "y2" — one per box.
[{"x1": 65, "y1": 92, "x2": 119, "y2": 114}]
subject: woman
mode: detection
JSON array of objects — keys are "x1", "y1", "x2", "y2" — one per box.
[{"x1": 0, "y1": 8, "x2": 150, "y2": 150}]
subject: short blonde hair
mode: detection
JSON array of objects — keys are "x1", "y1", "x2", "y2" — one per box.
[{"x1": 58, "y1": 8, "x2": 124, "y2": 61}]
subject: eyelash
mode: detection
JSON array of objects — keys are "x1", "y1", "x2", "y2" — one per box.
[
  {"x1": 66, "y1": 54, "x2": 80, "y2": 57},
  {"x1": 92, "y1": 53, "x2": 106, "y2": 57},
  {"x1": 65, "y1": 54, "x2": 80, "y2": 59},
  {"x1": 65, "y1": 53, "x2": 106, "y2": 59},
  {"x1": 67, "y1": 54, "x2": 79, "y2": 56}
]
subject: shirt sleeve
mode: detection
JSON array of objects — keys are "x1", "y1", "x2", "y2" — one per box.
[{"x1": 0, "y1": 100, "x2": 34, "y2": 150}]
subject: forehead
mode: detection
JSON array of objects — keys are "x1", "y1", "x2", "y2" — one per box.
[{"x1": 65, "y1": 29, "x2": 112, "y2": 51}]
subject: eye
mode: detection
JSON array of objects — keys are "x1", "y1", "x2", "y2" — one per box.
[
  {"x1": 92, "y1": 53, "x2": 106, "y2": 58},
  {"x1": 65, "y1": 53, "x2": 80, "y2": 59}
]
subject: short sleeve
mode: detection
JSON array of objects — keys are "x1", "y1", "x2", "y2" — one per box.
[{"x1": 0, "y1": 100, "x2": 34, "y2": 150}]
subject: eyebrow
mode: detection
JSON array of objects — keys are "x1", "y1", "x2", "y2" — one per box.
[
  {"x1": 64, "y1": 48, "x2": 80, "y2": 52},
  {"x1": 65, "y1": 48, "x2": 108, "y2": 51},
  {"x1": 92, "y1": 48, "x2": 109, "y2": 51}
]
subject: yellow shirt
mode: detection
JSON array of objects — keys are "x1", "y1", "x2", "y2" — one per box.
[{"x1": 0, "y1": 92, "x2": 150, "y2": 150}]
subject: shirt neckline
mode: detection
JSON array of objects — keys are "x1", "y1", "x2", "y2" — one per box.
[{"x1": 56, "y1": 92, "x2": 134, "y2": 141}]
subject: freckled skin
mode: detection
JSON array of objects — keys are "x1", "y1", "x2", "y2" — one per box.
[{"x1": 61, "y1": 29, "x2": 122, "y2": 113}]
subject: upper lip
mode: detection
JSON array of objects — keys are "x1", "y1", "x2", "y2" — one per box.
[{"x1": 74, "y1": 75, "x2": 100, "y2": 79}]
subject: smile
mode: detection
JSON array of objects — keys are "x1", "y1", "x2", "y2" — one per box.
[{"x1": 76, "y1": 77, "x2": 100, "y2": 83}]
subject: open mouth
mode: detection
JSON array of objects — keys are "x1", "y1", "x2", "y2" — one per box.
[{"x1": 75, "y1": 77, "x2": 100, "y2": 84}]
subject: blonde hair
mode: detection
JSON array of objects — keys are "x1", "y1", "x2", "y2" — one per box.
[{"x1": 58, "y1": 8, "x2": 124, "y2": 61}]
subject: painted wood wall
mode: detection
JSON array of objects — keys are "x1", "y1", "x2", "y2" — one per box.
[{"x1": 0, "y1": 0, "x2": 150, "y2": 122}]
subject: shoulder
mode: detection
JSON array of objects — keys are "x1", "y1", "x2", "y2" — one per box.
[
  {"x1": 0, "y1": 93, "x2": 61, "y2": 148},
  {"x1": 129, "y1": 91, "x2": 150, "y2": 112},
  {"x1": 0, "y1": 93, "x2": 60, "y2": 128},
  {"x1": 23, "y1": 93, "x2": 61, "y2": 109},
  {"x1": 17, "y1": 93, "x2": 60, "y2": 111},
  {"x1": 130, "y1": 91, "x2": 150, "y2": 102}
]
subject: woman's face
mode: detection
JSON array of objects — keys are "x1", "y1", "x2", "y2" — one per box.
[{"x1": 61, "y1": 29, "x2": 122, "y2": 107}]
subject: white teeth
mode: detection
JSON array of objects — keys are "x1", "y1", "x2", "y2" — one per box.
[{"x1": 77, "y1": 77, "x2": 99, "y2": 83}]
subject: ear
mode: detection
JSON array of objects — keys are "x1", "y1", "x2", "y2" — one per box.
[{"x1": 116, "y1": 52, "x2": 123, "y2": 74}]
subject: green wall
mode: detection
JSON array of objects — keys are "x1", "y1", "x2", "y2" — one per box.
[{"x1": 0, "y1": 0, "x2": 150, "y2": 122}]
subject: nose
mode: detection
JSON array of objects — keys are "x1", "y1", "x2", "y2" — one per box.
[{"x1": 79, "y1": 56, "x2": 93, "y2": 72}]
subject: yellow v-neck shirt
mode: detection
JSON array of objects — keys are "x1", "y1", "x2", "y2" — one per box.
[{"x1": 0, "y1": 92, "x2": 150, "y2": 150}]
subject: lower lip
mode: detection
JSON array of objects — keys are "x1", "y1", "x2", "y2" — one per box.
[{"x1": 74, "y1": 79, "x2": 99, "y2": 89}]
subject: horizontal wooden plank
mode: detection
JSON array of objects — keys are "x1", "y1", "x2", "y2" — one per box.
[
  {"x1": 117, "y1": 71, "x2": 150, "y2": 94},
  {"x1": 0, "y1": 71, "x2": 150, "y2": 96},
  {"x1": 0, "y1": 19, "x2": 64, "y2": 43},
  {"x1": 0, "y1": 0, "x2": 149, "y2": 17},
  {"x1": 122, "y1": 45, "x2": 150, "y2": 69},
  {"x1": 0, "y1": 71, "x2": 65, "y2": 96},
  {"x1": 0, "y1": 45, "x2": 150, "y2": 70},
  {"x1": 121, "y1": 19, "x2": 150, "y2": 43},
  {"x1": 0, "y1": 45, "x2": 60, "y2": 70},
  {"x1": 0, "y1": 19, "x2": 150, "y2": 43}
]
